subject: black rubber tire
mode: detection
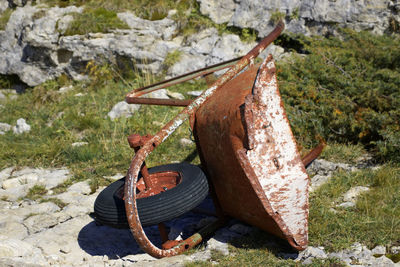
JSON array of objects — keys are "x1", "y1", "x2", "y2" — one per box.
[{"x1": 93, "y1": 163, "x2": 208, "y2": 228}]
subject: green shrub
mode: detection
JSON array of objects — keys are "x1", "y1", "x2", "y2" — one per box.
[
  {"x1": 277, "y1": 29, "x2": 400, "y2": 162},
  {"x1": 64, "y1": 7, "x2": 129, "y2": 35}
]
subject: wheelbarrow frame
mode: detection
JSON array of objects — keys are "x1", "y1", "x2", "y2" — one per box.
[{"x1": 121, "y1": 21, "x2": 323, "y2": 258}]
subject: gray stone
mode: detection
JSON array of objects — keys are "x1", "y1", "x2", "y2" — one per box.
[
  {"x1": 108, "y1": 101, "x2": 141, "y2": 120},
  {"x1": 12, "y1": 118, "x2": 31, "y2": 134},
  {"x1": 343, "y1": 186, "x2": 370, "y2": 202},
  {"x1": 309, "y1": 174, "x2": 332, "y2": 192},
  {"x1": 199, "y1": 0, "x2": 398, "y2": 37},
  {"x1": 179, "y1": 138, "x2": 194, "y2": 147},
  {"x1": 147, "y1": 88, "x2": 169, "y2": 99},
  {"x1": 67, "y1": 180, "x2": 91, "y2": 195},
  {"x1": 207, "y1": 238, "x2": 229, "y2": 256},
  {"x1": 166, "y1": 90, "x2": 185, "y2": 100},
  {"x1": 297, "y1": 246, "x2": 327, "y2": 261},
  {"x1": 391, "y1": 246, "x2": 400, "y2": 254},
  {"x1": 199, "y1": 0, "x2": 236, "y2": 24},
  {"x1": 0, "y1": 122, "x2": 11, "y2": 132},
  {"x1": 0, "y1": 237, "x2": 35, "y2": 257},
  {"x1": 71, "y1": 141, "x2": 88, "y2": 147},
  {"x1": 0, "y1": 221, "x2": 28, "y2": 239},
  {"x1": 187, "y1": 90, "x2": 203, "y2": 97},
  {"x1": 371, "y1": 245, "x2": 386, "y2": 255},
  {"x1": 58, "y1": 85, "x2": 73, "y2": 93},
  {"x1": 338, "y1": 201, "x2": 355, "y2": 208},
  {"x1": 0, "y1": 184, "x2": 30, "y2": 201},
  {"x1": 2, "y1": 173, "x2": 39, "y2": 189},
  {"x1": 24, "y1": 213, "x2": 59, "y2": 234},
  {"x1": 0, "y1": 0, "x2": 9, "y2": 13}
]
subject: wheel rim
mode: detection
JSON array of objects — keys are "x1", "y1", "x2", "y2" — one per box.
[{"x1": 115, "y1": 171, "x2": 182, "y2": 199}]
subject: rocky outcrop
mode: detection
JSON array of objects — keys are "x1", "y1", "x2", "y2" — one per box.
[
  {"x1": 198, "y1": 0, "x2": 400, "y2": 37},
  {"x1": 0, "y1": 4, "x2": 261, "y2": 87}
]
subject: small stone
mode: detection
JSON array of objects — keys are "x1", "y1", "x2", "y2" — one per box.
[
  {"x1": 343, "y1": 186, "x2": 370, "y2": 202},
  {"x1": 297, "y1": 246, "x2": 327, "y2": 261},
  {"x1": 147, "y1": 89, "x2": 169, "y2": 99},
  {"x1": 187, "y1": 90, "x2": 203, "y2": 97},
  {"x1": 0, "y1": 122, "x2": 11, "y2": 132},
  {"x1": 207, "y1": 238, "x2": 229, "y2": 256},
  {"x1": 338, "y1": 201, "x2": 355, "y2": 208},
  {"x1": 108, "y1": 101, "x2": 141, "y2": 120},
  {"x1": 166, "y1": 90, "x2": 185, "y2": 100},
  {"x1": 179, "y1": 138, "x2": 194, "y2": 147},
  {"x1": 391, "y1": 246, "x2": 400, "y2": 254},
  {"x1": 102, "y1": 173, "x2": 124, "y2": 180},
  {"x1": 58, "y1": 85, "x2": 73, "y2": 93},
  {"x1": 71, "y1": 142, "x2": 88, "y2": 147},
  {"x1": 310, "y1": 174, "x2": 332, "y2": 192},
  {"x1": 12, "y1": 118, "x2": 31, "y2": 134},
  {"x1": 372, "y1": 245, "x2": 386, "y2": 255},
  {"x1": 74, "y1": 93, "x2": 86, "y2": 97}
]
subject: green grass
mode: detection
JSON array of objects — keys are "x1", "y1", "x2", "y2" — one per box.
[
  {"x1": 0, "y1": 8, "x2": 13, "y2": 30},
  {"x1": 309, "y1": 164, "x2": 400, "y2": 251},
  {"x1": 64, "y1": 7, "x2": 129, "y2": 35},
  {"x1": 26, "y1": 185, "x2": 48, "y2": 200},
  {"x1": 320, "y1": 143, "x2": 367, "y2": 164},
  {"x1": 0, "y1": 63, "x2": 205, "y2": 193}
]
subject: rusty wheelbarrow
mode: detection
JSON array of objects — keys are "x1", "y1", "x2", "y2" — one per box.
[{"x1": 93, "y1": 21, "x2": 324, "y2": 258}]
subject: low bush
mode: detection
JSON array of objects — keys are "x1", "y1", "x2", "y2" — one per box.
[{"x1": 277, "y1": 29, "x2": 400, "y2": 162}]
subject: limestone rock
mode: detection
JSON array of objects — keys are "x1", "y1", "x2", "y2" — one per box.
[
  {"x1": 166, "y1": 90, "x2": 185, "y2": 100},
  {"x1": 343, "y1": 186, "x2": 370, "y2": 202},
  {"x1": 199, "y1": 0, "x2": 236, "y2": 24},
  {"x1": 0, "y1": 167, "x2": 14, "y2": 183},
  {"x1": 0, "y1": 122, "x2": 11, "y2": 133},
  {"x1": 198, "y1": 0, "x2": 399, "y2": 37},
  {"x1": 24, "y1": 213, "x2": 59, "y2": 234},
  {"x1": 371, "y1": 245, "x2": 386, "y2": 255},
  {"x1": 12, "y1": 118, "x2": 31, "y2": 134},
  {"x1": 0, "y1": 221, "x2": 28, "y2": 239},
  {"x1": 179, "y1": 138, "x2": 194, "y2": 147},
  {"x1": 71, "y1": 141, "x2": 88, "y2": 147},
  {"x1": 108, "y1": 101, "x2": 141, "y2": 120}
]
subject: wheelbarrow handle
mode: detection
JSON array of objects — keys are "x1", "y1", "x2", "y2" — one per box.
[{"x1": 124, "y1": 20, "x2": 285, "y2": 258}]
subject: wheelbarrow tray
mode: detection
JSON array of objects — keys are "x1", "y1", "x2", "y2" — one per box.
[{"x1": 194, "y1": 56, "x2": 309, "y2": 250}]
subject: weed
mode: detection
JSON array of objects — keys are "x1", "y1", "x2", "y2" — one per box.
[
  {"x1": 270, "y1": 9, "x2": 285, "y2": 24},
  {"x1": 26, "y1": 184, "x2": 48, "y2": 200},
  {"x1": 163, "y1": 50, "x2": 182, "y2": 70},
  {"x1": 64, "y1": 7, "x2": 129, "y2": 36},
  {"x1": 0, "y1": 8, "x2": 13, "y2": 30},
  {"x1": 290, "y1": 7, "x2": 300, "y2": 20}
]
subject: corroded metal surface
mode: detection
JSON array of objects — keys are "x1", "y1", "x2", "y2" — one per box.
[
  {"x1": 124, "y1": 22, "x2": 286, "y2": 258},
  {"x1": 194, "y1": 55, "x2": 310, "y2": 250}
]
